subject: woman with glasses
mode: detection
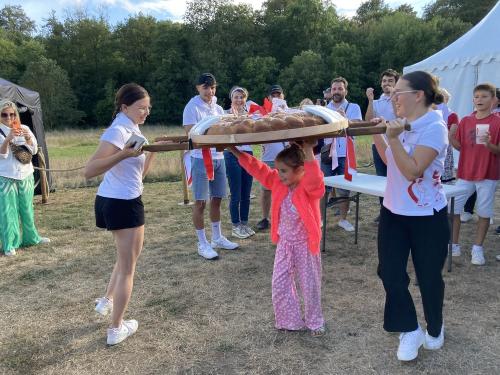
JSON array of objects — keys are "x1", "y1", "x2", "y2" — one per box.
[
  {"x1": 223, "y1": 86, "x2": 255, "y2": 239},
  {"x1": 373, "y1": 71, "x2": 449, "y2": 361},
  {"x1": 85, "y1": 83, "x2": 161, "y2": 346},
  {"x1": 0, "y1": 100, "x2": 50, "y2": 257}
]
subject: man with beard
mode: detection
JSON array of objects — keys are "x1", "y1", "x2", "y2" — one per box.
[
  {"x1": 323, "y1": 77, "x2": 362, "y2": 232},
  {"x1": 365, "y1": 69, "x2": 399, "y2": 221}
]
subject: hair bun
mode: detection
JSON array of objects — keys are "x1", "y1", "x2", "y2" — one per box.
[{"x1": 433, "y1": 92, "x2": 444, "y2": 105}]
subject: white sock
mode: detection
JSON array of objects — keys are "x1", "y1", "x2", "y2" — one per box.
[
  {"x1": 196, "y1": 229, "x2": 208, "y2": 245},
  {"x1": 472, "y1": 244, "x2": 483, "y2": 251},
  {"x1": 452, "y1": 243, "x2": 460, "y2": 250},
  {"x1": 211, "y1": 221, "x2": 222, "y2": 240}
]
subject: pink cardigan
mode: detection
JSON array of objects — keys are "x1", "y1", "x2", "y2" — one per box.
[{"x1": 238, "y1": 152, "x2": 325, "y2": 255}]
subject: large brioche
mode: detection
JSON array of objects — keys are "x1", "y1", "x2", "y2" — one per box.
[{"x1": 206, "y1": 112, "x2": 327, "y2": 135}]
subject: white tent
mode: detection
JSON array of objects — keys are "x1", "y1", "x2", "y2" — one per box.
[{"x1": 404, "y1": 2, "x2": 500, "y2": 118}]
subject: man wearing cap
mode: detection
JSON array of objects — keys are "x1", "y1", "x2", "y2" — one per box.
[
  {"x1": 183, "y1": 73, "x2": 239, "y2": 260},
  {"x1": 324, "y1": 76, "x2": 362, "y2": 233},
  {"x1": 256, "y1": 85, "x2": 287, "y2": 230}
]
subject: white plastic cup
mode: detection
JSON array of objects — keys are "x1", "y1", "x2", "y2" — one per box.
[{"x1": 476, "y1": 124, "x2": 489, "y2": 144}]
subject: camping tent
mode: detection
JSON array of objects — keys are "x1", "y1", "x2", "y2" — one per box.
[
  {"x1": 0, "y1": 78, "x2": 51, "y2": 192},
  {"x1": 403, "y1": 2, "x2": 500, "y2": 118}
]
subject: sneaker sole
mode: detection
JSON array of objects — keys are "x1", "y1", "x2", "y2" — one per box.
[{"x1": 423, "y1": 341, "x2": 443, "y2": 350}]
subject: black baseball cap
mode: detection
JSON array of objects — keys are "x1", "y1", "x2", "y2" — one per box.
[
  {"x1": 197, "y1": 73, "x2": 216, "y2": 86},
  {"x1": 269, "y1": 84, "x2": 283, "y2": 94}
]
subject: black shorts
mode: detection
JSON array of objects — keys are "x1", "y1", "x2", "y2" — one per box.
[{"x1": 95, "y1": 195, "x2": 145, "y2": 230}]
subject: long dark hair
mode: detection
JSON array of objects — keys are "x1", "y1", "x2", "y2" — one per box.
[
  {"x1": 113, "y1": 83, "x2": 149, "y2": 118},
  {"x1": 275, "y1": 143, "x2": 305, "y2": 169},
  {"x1": 402, "y1": 71, "x2": 443, "y2": 107}
]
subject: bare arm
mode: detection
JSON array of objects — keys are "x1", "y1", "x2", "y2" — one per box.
[
  {"x1": 84, "y1": 141, "x2": 141, "y2": 179},
  {"x1": 484, "y1": 131, "x2": 500, "y2": 154},
  {"x1": 184, "y1": 124, "x2": 194, "y2": 135},
  {"x1": 365, "y1": 88, "x2": 375, "y2": 121},
  {"x1": 226, "y1": 146, "x2": 242, "y2": 157}
]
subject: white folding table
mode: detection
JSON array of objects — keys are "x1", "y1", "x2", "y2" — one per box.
[{"x1": 322, "y1": 173, "x2": 469, "y2": 272}]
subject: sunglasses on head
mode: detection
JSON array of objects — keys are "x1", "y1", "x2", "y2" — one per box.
[{"x1": 1, "y1": 113, "x2": 16, "y2": 118}]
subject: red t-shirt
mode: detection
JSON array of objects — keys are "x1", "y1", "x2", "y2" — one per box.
[{"x1": 455, "y1": 113, "x2": 500, "y2": 180}]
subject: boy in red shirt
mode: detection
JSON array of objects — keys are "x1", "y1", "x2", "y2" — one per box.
[{"x1": 450, "y1": 83, "x2": 500, "y2": 265}]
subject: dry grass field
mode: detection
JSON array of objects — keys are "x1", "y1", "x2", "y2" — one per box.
[
  {"x1": 0, "y1": 175, "x2": 499, "y2": 374},
  {"x1": 0, "y1": 128, "x2": 499, "y2": 374}
]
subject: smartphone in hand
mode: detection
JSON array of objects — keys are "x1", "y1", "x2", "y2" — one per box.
[{"x1": 125, "y1": 133, "x2": 148, "y2": 150}]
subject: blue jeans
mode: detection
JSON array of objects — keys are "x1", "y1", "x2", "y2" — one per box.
[
  {"x1": 224, "y1": 150, "x2": 253, "y2": 225},
  {"x1": 320, "y1": 157, "x2": 349, "y2": 196}
]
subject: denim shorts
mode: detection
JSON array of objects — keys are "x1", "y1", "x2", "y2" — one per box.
[
  {"x1": 320, "y1": 157, "x2": 350, "y2": 197},
  {"x1": 191, "y1": 157, "x2": 227, "y2": 201}
]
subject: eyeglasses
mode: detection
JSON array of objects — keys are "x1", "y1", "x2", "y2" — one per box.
[
  {"x1": 1, "y1": 113, "x2": 16, "y2": 118},
  {"x1": 391, "y1": 90, "x2": 418, "y2": 99}
]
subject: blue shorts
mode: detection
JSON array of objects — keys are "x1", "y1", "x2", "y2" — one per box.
[
  {"x1": 320, "y1": 157, "x2": 350, "y2": 196},
  {"x1": 191, "y1": 157, "x2": 227, "y2": 201}
]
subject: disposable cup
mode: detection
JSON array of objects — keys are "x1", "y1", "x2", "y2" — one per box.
[{"x1": 476, "y1": 124, "x2": 489, "y2": 144}]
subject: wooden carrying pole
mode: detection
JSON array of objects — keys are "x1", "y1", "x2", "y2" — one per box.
[
  {"x1": 142, "y1": 123, "x2": 410, "y2": 153},
  {"x1": 37, "y1": 147, "x2": 49, "y2": 204},
  {"x1": 179, "y1": 150, "x2": 191, "y2": 205}
]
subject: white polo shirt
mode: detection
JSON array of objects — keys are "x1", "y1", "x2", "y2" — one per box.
[
  {"x1": 0, "y1": 124, "x2": 37, "y2": 180},
  {"x1": 97, "y1": 112, "x2": 146, "y2": 200},
  {"x1": 326, "y1": 99, "x2": 362, "y2": 157},
  {"x1": 183, "y1": 95, "x2": 225, "y2": 159},
  {"x1": 373, "y1": 94, "x2": 396, "y2": 120},
  {"x1": 383, "y1": 110, "x2": 448, "y2": 216}
]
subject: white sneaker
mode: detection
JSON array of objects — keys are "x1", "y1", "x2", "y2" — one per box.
[
  {"x1": 232, "y1": 225, "x2": 250, "y2": 239},
  {"x1": 471, "y1": 246, "x2": 485, "y2": 266},
  {"x1": 424, "y1": 325, "x2": 444, "y2": 350},
  {"x1": 241, "y1": 224, "x2": 256, "y2": 237},
  {"x1": 451, "y1": 244, "x2": 461, "y2": 257},
  {"x1": 4, "y1": 249, "x2": 16, "y2": 256},
  {"x1": 460, "y1": 212, "x2": 473, "y2": 223},
  {"x1": 95, "y1": 297, "x2": 113, "y2": 316},
  {"x1": 211, "y1": 236, "x2": 239, "y2": 250},
  {"x1": 338, "y1": 219, "x2": 355, "y2": 232},
  {"x1": 397, "y1": 327, "x2": 425, "y2": 361},
  {"x1": 496, "y1": 254, "x2": 500, "y2": 261},
  {"x1": 106, "y1": 319, "x2": 138, "y2": 345},
  {"x1": 38, "y1": 237, "x2": 51, "y2": 244},
  {"x1": 197, "y1": 242, "x2": 219, "y2": 260}
]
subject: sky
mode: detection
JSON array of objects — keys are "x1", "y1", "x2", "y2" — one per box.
[{"x1": 2, "y1": 0, "x2": 430, "y2": 27}]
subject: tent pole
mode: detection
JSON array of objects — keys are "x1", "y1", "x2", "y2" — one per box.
[{"x1": 37, "y1": 147, "x2": 49, "y2": 204}]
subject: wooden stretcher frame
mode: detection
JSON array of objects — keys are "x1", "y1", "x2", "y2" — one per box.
[{"x1": 142, "y1": 121, "x2": 410, "y2": 153}]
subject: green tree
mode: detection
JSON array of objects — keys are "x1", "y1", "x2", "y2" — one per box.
[
  {"x1": 20, "y1": 57, "x2": 84, "y2": 129},
  {"x1": 42, "y1": 12, "x2": 117, "y2": 125},
  {"x1": 423, "y1": 0, "x2": 497, "y2": 25},
  {"x1": 278, "y1": 50, "x2": 327, "y2": 105},
  {"x1": 0, "y1": 4, "x2": 36, "y2": 41},
  {"x1": 240, "y1": 56, "x2": 280, "y2": 101},
  {"x1": 113, "y1": 14, "x2": 158, "y2": 85}
]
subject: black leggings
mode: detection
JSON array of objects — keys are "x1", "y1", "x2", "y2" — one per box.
[{"x1": 377, "y1": 206, "x2": 449, "y2": 337}]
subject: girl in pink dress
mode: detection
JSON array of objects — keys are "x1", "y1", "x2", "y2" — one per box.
[{"x1": 227, "y1": 140, "x2": 326, "y2": 336}]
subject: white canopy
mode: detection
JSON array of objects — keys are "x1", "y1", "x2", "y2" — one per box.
[{"x1": 404, "y1": 2, "x2": 500, "y2": 118}]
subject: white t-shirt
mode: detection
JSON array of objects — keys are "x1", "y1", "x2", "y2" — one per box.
[
  {"x1": 383, "y1": 110, "x2": 448, "y2": 216},
  {"x1": 0, "y1": 124, "x2": 37, "y2": 180},
  {"x1": 97, "y1": 112, "x2": 146, "y2": 200},
  {"x1": 326, "y1": 100, "x2": 362, "y2": 157},
  {"x1": 262, "y1": 142, "x2": 286, "y2": 162},
  {"x1": 183, "y1": 95, "x2": 225, "y2": 159},
  {"x1": 373, "y1": 94, "x2": 397, "y2": 121}
]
